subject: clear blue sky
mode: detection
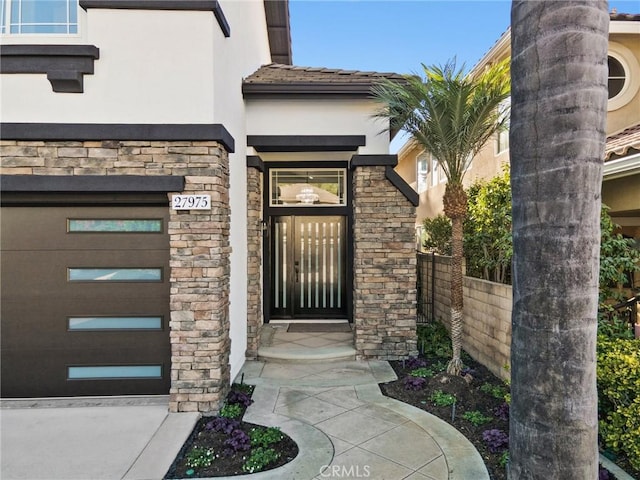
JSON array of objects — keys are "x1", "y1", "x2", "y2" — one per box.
[
  {"x1": 289, "y1": 0, "x2": 638, "y2": 151},
  {"x1": 290, "y1": 1, "x2": 639, "y2": 75}
]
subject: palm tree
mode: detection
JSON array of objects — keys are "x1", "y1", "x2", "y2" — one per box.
[
  {"x1": 509, "y1": 1, "x2": 608, "y2": 477},
  {"x1": 373, "y1": 59, "x2": 510, "y2": 374}
]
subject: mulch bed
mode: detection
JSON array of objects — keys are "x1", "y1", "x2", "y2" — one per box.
[
  {"x1": 380, "y1": 354, "x2": 510, "y2": 480},
  {"x1": 164, "y1": 417, "x2": 298, "y2": 478},
  {"x1": 381, "y1": 354, "x2": 628, "y2": 480}
]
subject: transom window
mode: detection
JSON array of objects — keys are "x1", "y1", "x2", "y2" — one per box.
[
  {"x1": 270, "y1": 169, "x2": 347, "y2": 207},
  {"x1": 0, "y1": 0, "x2": 79, "y2": 34}
]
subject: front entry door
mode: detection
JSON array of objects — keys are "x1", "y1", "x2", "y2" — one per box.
[{"x1": 270, "y1": 216, "x2": 347, "y2": 319}]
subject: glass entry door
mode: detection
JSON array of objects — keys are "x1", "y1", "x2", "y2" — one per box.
[{"x1": 270, "y1": 215, "x2": 347, "y2": 318}]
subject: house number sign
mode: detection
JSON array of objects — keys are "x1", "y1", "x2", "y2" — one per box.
[{"x1": 171, "y1": 195, "x2": 211, "y2": 210}]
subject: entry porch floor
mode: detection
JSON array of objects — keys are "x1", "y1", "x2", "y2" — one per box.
[{"x1": 257, "y1": 322, "x2": 356, "y2": 362}]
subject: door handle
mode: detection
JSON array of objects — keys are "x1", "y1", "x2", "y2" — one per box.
[{"x1": 295, "y1": 261, "x2": 299, "y2": 282}]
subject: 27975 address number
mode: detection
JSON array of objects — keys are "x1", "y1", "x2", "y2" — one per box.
[{"x1": 171, "y1": 195, "x2": 211, "y2": 210}]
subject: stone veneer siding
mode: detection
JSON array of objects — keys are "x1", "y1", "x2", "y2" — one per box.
[
  {"x1": 246, "y1": 165, "x2": 263, "y2": 359},
  {"x1": 0, "y1": 139, "x2": 231, "y2": 412},
  {"x1": 352, "y1": 164, "x2": 418, "y2": 359}
]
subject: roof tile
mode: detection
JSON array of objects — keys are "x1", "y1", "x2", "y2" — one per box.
[{"x1": 605, "y1": 123, "x2": 640, "y2": 160}]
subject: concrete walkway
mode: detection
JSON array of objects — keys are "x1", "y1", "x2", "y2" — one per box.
[{"x1": 234, "y1": 359, "x2": 489, "y2": 480}]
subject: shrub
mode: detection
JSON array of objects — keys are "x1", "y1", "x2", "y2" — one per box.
[
  {"x1": 430, "y1": 390, "x2": 456, "y2": 407},
  {"x1": 597, "y1": 337, "x2": 640, "y2": 470},
  {"x1": 242, "y1": 447, "x2": 280, "y2": 473},
  {"x1": 403, "y1": 375, "x2": 427, "y2": 391},
  {"x1": 222, "y1": 429, "x2": 251, "y2": 456},
  {"x1": 464, "y1": 165, "x2": 512, "y2": 284},
  {"x1": 482, "y1": 429, "x2": 509, "y2": 453},
  {"x1": 219, "y1": 403, "x2": 243, "y2": 419},
  {"x1": 205, "y1": 417, "x2": 241, "y2": 434},
  {"x1": 410, "y1": 367, "x2": 436, "y2": 378},
  {"x1": 462, "y1": 410, "x2": 493, "y2": 427},
  {"x1": 598, "y1": 205, "x2": 640, "y2": 340},
  {"x1": 227, "y1": 390, "x2": 254, "y2": 408},
  {"x1": 249, "y1": 426, "x2": 284, "y2": 448},
  {"x1": 422, "y1": 214, "x2": 452, "y2": 255},
  {"x1": 494, "y1": 402, "x2": 510, "y2": 421},
  {"x1": 405, "y1": 356, "x2": 428, "y2": 369},
  {"x1": 417, "y1": 322, "x2": 453, "y2": 358},
  {"x1": 480, "y1": 382, "x2": 509, "y2": 401},
  {"x1": 185, "y1": 446, "x2": 214, "y2": 469}
]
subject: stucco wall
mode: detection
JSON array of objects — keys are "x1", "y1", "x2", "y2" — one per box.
[
  {"x1": 246, "y1": 99, "x2": 391, "y2": 155},
  {"x1": 0, "y1": 10, "x2": 216, "y2": 123}
]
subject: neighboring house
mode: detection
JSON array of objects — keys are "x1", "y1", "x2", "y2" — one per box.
[
  {"x1": 0, "y1": 0, "x2": 418, "y2": 412},
  {"x1": 397, "y1": 12, "x2": 640, "y2": 253}
]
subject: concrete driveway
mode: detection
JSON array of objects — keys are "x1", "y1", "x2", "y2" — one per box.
[{"x1": 0, "y1": 399, "x2": 198, "y2": 480}]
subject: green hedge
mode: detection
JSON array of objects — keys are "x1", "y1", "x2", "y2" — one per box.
[{"x1": 597, "y1": 337, "x2": 640, "y2": 471}]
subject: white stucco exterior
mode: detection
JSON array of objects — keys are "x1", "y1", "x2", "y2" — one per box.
[
  {"x1": 213, "y1": 0, "x2": 272, "y2": 382},
  {"x1": 246, "y1": 99, "x2": 391, "y2": 155},
  {"x1": 1, "y1": 9, "x2": 217, "y2": 123}
]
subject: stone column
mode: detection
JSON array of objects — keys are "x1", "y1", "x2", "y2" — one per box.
[
  {"x1": 245, "y1": 157, "x2": 264, "y2": 359},
  {"x1": 168, "y1": 145, "x2": 231, "y2": 413},
  {"x1": 352, "y1": 157, "x2": 418, "y2": 360}
]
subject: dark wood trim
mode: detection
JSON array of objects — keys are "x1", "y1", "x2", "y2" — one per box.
[
  {"x1": 385, "y1": 166, "x2": 419, "y2": 207},
  {"x1": 0, "y1": 44, "x2": 100, "y2": 93},
  {"x1": 242, "y1": 82, "x2": 374, "y2": 97},
  {"x1": 263, "y1": 0, "x2": 291, "y2": 65},
  {"x1": 350, "y1": 154, "x2": 398, "y2": 168},
  {"x1": 0, "y1": 123, "x2": 235, "y2": 152},
  {"x1": 0, "y1": 193, "x2": 169, "y2": 206},
  {"x1": 1, "y1": 175, "x2": 184, "y2": 193},
  {"x1": 80, "y1": 0, "x2": 230, "y2": 37},
  {"x1": 248, "y1": 135, "x2": 366, "y2": 152},
  {"x1": 350, "y1": 154, "x2": 418, "y2": 207},
  {"x1": 246, "y1": 155, "x2": 264, "y2": 172}
]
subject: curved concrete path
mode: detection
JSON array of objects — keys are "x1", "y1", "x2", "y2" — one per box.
[{"x1": 230, "y1": 359, "x2": 489, "y2": 480}]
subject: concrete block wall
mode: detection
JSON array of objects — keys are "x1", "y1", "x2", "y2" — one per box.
[
  {"x1": 431, "y1": 255, "x2": 511, "y2": 380},
  {"x1": 0, "y1": 139, "x2": 232, "y2": 412}
]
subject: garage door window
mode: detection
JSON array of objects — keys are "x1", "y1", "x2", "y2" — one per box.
[
  {"x1": 68, "y1": 219, "x2": 163, "y2": 233},
  {"x1": 67, "y1": 365, "x2": 162, "y2": 380},
  {"x1": 68, "y1": 316, "x2": 162, "y2": 331},
  {"x1": 68, "y1": 268, "x2": 162, "y2": 281}
]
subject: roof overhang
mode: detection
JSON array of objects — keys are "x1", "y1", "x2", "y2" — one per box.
[{"x1": 264, "y1": 0, "x2": 292, "y2": 65}]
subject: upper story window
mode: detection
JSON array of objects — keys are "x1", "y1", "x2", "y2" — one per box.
[
  {"x1": 608, "y1": 55, "x2": 626, "y2": 99},
  {"x1": 0, "y1": 0, "x2": 79, "y2": 34},
  {"x1": 495, "y1": 97, "x2": 510, "y2": 155},
  {"x1": 416, "y1": 152, "x2": 430, "y2": 194},
  {"x1": 607, "y1": 42, "x2": 640, "y2": 112}
]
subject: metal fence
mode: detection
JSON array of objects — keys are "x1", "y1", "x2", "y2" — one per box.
[{"x1": 416, "y1": 252, "x2": 436, "y2": 323}]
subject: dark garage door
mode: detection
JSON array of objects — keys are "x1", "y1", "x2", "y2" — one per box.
[{"x1": 1, "y1": 204, "x2": 171, "y2": 398}]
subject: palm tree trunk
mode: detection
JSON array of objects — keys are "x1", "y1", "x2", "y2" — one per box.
[
  {"x1": 447, "y1": 214, "x2": 464, "y2": 375},
  {"x1": 443, "y1": 183, "x2": 467, "y2": 375},
  {"x1": 509, "y1": 1, "x2": 608, "y2": 478}
]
